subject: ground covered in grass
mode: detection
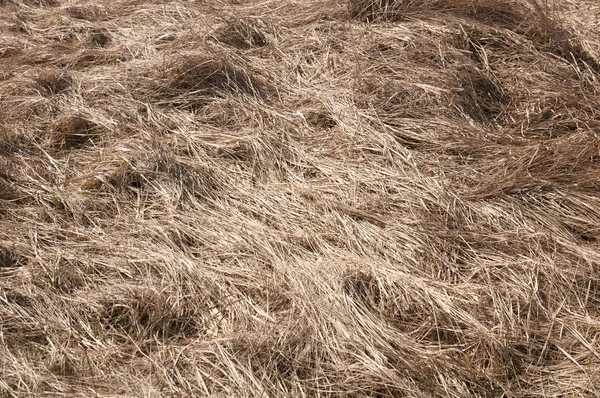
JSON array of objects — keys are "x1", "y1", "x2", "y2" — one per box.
[{"x1": 1, "y1": 0, "x2": 600, "y2": 396}]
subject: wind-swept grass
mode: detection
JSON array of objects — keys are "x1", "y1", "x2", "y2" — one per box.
[{"x1": 1, "y1": 0, "x2": 600, "y2": 396}]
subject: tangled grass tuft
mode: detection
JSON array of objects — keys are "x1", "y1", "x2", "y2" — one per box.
[{"x1": 1, "y1": 0, "x2": 600, "y2": 396}]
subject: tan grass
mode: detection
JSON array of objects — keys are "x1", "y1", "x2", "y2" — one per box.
[{"x1": 1, "y1": 0, "x2": 600, "y2": 396}]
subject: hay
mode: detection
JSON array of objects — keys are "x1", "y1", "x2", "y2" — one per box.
[
  {"x1": 86, "y1": 28, "x2": 111, "y2": 48},
  {"x1": 52, "y1": 114, "x2": 103, "y2": 149},
  {"x1": 167, "y1": 54, "x2": 255, "y2": 93},
  {"x1": 1, "y1": 0, "x2": 600, "y2": 396},
  {"x1": 214, "y1": 19, "x2": 269, "y2": 50},
  {"x1": 33, "y1": 68, "x2": 72, "y2": 96}
]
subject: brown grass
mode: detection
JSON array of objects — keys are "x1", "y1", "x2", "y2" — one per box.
[
  {"x1": 213, "y1": 18, "x2": 270, "y2": 50},
  {"x1": 51, "y1": 114, "x2": 103, "y2": 149},
  {"x1": 1, "y1": 0, "x2": 600, "y2": 396}
]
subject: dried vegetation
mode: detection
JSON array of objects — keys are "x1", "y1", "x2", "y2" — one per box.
[{"x1": 1, "y1": 0, "x2": 600, "y2": 396}]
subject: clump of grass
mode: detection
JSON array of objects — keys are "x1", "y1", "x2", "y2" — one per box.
[
  {"x1": 455, "y1": 66, "x2": 510, "y2": 124},
  {"x1": 167, "y1": 53, "x2": 259, "y2": 94},
  {"x1": 96, "y1": 286, "x2": 200, "y2": 340},
  {"x1": 214, "y1": 19, "x2": 269, "y2": 50},
  {"x1": 52, "y1": 114, "x2": 102, "y2": 149},
  {"x1": 149, "y1": 52, "x2": 271, "y2": 109},
  {"x1": 85, "y1": 28, "x2": 111, "y2": 48},
  {"x1": 33, "y1": 68, "x2": 72, "y2": 96}
]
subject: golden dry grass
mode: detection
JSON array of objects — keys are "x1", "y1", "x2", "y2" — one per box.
[{"x1": 1, "y1": 0, "x2": 600, "y2": 396}]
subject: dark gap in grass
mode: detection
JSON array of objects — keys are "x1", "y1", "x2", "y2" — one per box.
[
  {"x1": 0, "y1": 47, "x2": 20, "y2": 59},
  {"x1": 295, "y1": 99, "x2": 337, "y2": 129},
  {"x1": 104, "y1": 154, "x2": 222, "y2": 203},
  {"x1": 108, "y1": 162, "x2": 147, "y2": 191},
  {"x1": 46, "y1": 258, "x2": 88, "y2": 294},
  {"x1": 303, "y1": 109, "x2": 337, "y2": 129},
  {"x1": 214, "y1": 19, "x2": 269, "y2": 50},
  {"x1": 48, "y1": 354, "x2": 77, "y2": 377},
  {"x1": 455, "y1": 67, "x2": 510, "y2": 125},
  {"x1": 563, "y1": 222, "x2": 600, "y2": 244},
  {"x1": 52, "y1": 114, "x2": 103, "y2": 149},
  {"x1": 3, "y1": 288, "x2": 30, "y2": 306},
  {"x1": 0, "y1": 247, "x2": 25, "y2": 269},
  {"x1": 0, "y1": 177, "x2": 20, "y2": 201},
  {"x1": 97, "y1": 288, "x2": 201, "y2": 340},
  {"x1": 155, "y1": 53, "x2": 272, "y2": 110},
  {"x1": 342, "y1": 271, "x2": 385, "y2": 312},
  {"x1": 348, "y1": 0, "x2": 402, "y2": 22},
  {"x1": 34, "y1": 68, "x2": 72, "y2": 96},
  {"x1": 168, "y1": 55, "x2": 259, "y2": 93},
  {"x1": 216, "y1": 140, "x2": 255, "y2": 162},
  {"x1": 86, "y1": 28, "x2": 111, "y2": 48}
]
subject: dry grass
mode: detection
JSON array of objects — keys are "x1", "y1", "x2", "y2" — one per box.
[{"x1": 1, "y1": 0, "x2": 600, "y2": 396}]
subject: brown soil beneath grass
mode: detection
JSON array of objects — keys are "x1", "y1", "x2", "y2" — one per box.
[{"x1": 1, "y1": 0, "x2": 600, "y2": 396}]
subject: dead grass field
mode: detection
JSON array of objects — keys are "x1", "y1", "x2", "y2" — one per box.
[{"x1": 1, "y1": 0, "x2": 600, "y2": 396}]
